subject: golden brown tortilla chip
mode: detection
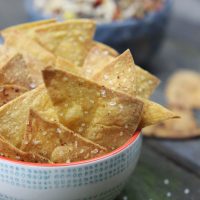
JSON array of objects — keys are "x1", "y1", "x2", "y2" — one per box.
[
  {"x1": 135, "y1": 65, "x2": 160, "y2": 99},
  {"x1": 21, "y1": 109, "x2": 107, "y2": 163},
  {"x1": 138, "y1": 98, "x2": 179, "y2": 128},
  {"x1": 55, "y1": 57, "x2": 81, "y2": 74},
  {"x1": 34, "y1": 20, "x2": 96, "y2": 67},
  {"x1": 93, "y1": 42, "x2": 119, "y2": 57},
  {"x1": 166, "y1": 70, "x2": 200, "y2": 108},
  {"x1": 91, "y1": 49, "x2": 137, "y2": 97},
  {"x1": 0, "y1": 45, "x2": 17, "y2": 68},
  {"x1": 0, "y1": 52, "x2": 43, "y2": 89},
  {"x1": 143, "y1": 107, "x2": 200, "y2": 138},
  {"x1": 3, "y1": 34, "x2": 56, "y2": 66},
  {"x1": 43, "y1": 68, "x2": 143, "y2": 150},
  {"x1": 1, "y1": 19, "x2": 56, "y2": 37},
  {"x1": 0, "y1": 86, "x2": 56, "y2": 148},
  {"x1": 0, "y1": 136, "x2": 50, "y2": 163},
  {"x1": 82, "y1": 43, "x2": 117, "y2": 78},
  {"x1": 21, "y1": 110, "x2": 61, "y2": 159},
  {"x1": 0, "y1": 85, "x2": 28, "y2": 107}
]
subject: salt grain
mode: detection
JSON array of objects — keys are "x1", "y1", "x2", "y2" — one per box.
[
  {"x1": 120, "y1": 132, "x2": 124, "y2": 136},
  {"x1": 109, "y1": 101, "x2": 116, "y2": 106},
  {"x1": 56, "y1": 128, "x2": 62, "y2": 134},
  {"x1": 91, "y1": 149, "x2": 99, "y2": 154},
  {"x1": 32, "y1": 140, "x2": 41, "y2": 145},
  {"x1": 100, "y1": 89, "x2": 106, "y2": 97},
  {"x1": 103, "y1": 74, "x2": 109, "y2": 80},
  {"x1": 29, "y1": 83, "x2": 36, "y2": 89}
]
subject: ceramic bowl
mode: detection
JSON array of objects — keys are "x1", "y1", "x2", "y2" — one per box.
[
  {"x1": 24, "y1": 0, "x2": 172, "y2": 65},
  {"x1": 0, "y1": 131, "x2": 142, "y2": 200}
]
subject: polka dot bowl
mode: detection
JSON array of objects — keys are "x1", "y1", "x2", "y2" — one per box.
[{"x1": 0, "y1": 131, "x2": 142, "y2": 200}]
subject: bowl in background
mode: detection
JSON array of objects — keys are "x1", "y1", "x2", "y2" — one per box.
[
  {"x1": 24, "y1": 0, "x2": 172, "y2": 65},
  {"x1": 0, "y1": 132, "x2": 142, "y2": 200}
]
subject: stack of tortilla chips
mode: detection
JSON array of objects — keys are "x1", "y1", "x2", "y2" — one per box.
[{"x1": 0, "y1": 19, "x2": 177, "y2": 163}]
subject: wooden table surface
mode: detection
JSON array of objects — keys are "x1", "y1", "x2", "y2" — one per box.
[{"x1": 0, "y1": 1, "x2": 200, "y2": 199}]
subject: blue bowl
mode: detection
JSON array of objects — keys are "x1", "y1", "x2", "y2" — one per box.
[{"x1": 24, "y1": 0, "x2": 172, "y2": 65}]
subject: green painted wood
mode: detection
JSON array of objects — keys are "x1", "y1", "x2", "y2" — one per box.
[{"x1": 116, "y1": 145, "x2": 200, "y2": 200}]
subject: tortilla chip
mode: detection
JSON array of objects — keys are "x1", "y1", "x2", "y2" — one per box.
[
  {"x1": 82, "y1": 43, "x2": 117, "y2": 78},
  {"x1": 143, "y1": 107, "x2": 200, "y2": 138},
  {"x1": 83, "y1": 46, "x2": 159, "y2": 99},
  {"x1": 1, "y1": 19, "x2": 56, "y2": 37},
  {"x1": 135, "y1": 65, "x2": 160, "y2": 98},
  {"x1": 0, "y1": 86, "x2": 56, "y2": 148},
  {"x1": 91, "y1": 50, "x2": 137, "y2": 97},
  {"x1": 43, "y1": 68, "x2": 143, "y2": 150},
  {"x1": 0, "y1": 52, "x2": 43, "y2": 89},
  {"x1": 3, "y1": 34, "x2": 56, "y2": 66},
  {"x1": 21, "y1": 109, "x2": 107, "y2": 163},
  {"x1": 21, "y1": 109, "x2": 61, "y2": 159},
  {"x1": 55, "y1": 57, "x2": 81, "y2": 74},
  {"x1": 34, "y1": 20, "x2": 96, "y2": 67},
  {"x1": 138, "y1": 98, "x2": 179, "y2": 128},
  {"x1": 0, "y1": 136, "x2": 50, "y2": 163},
  {"x1": 0, "y1": 45, "x2": 17, "y2": 68},
  {"x1": 93, "y1": 42, "x2": 119, "y2": 57},
  {"x1": 0, "y1": 85, "x2": 28, "y2": 107},
  {"x1": 166, "y1": 70, "x2": 200, "y2": 108}
]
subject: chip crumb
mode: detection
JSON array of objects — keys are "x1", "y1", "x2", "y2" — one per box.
[
  {"x1": 166, "y1": 192, "x2": 172, "y2": 198},
  {"x1": 184, "y1": 188, "x2": 190, "y2": 195},
  {"x1": 164, "y1": 179, "x2": 170, "y2": 185},
  {"x1": 123, "y1": 196, "x2": 128, "y2": 200}
]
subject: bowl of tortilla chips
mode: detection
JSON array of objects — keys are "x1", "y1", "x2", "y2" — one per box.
[
  {"x1": 24, "y1": 0, "x2": 172, "y2": 65},
  {"x1": 0, "y1": 19, "x2": 177, "y2": 200}
]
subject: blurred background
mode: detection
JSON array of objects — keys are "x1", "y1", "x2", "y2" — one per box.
[{"x1": 0, "y1": 0, "x2": 200, "y2": 199}]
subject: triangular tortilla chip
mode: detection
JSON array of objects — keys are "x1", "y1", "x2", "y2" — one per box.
[
  {"x1": 3, "y1": 34, "x2": 56, "y2": 66},
  {"x1": 166, "y1": 70, "x2": 200, "y2": 108},
  {"x1": 89, "y1": 50, "x2": 172, "y2": 128},
  {"x1": 43, "y1": 68, "x2": 143, "y2": 150},
  {"x1": 135, "y1": 65, "x2": 160, "y2": 99},
  {"x1": 0, "y1": 136, "x2": 50, "y2": 163},
  {"x1": 0, "y1": 52, "x2": 43, "y2": 89},
  {"x1": 21, "y1": 110, "x2": 107, "y2": 163},
  {"x1": 143, "y1": 107, "x2": 200, "y2": 138},
  {"x1": 34, "y1": 20, "x2": 96, "y2": 67},
  {"x1": 0, "y1": 86, "x2": 56, "y2": 148},
  {"x1": 0, "y1": 84, "x2": 28, "y2": 107},
  {"x1": 83, "y1": 46, "x2": 159, "y2": 99},
  {"x1": 55, "y1": 57, "x2": 81, "y2": 74},
  {"x1": 91, "y1": 50, "x2": 137, "y2": 97},
  {"x1": 0, "y1": 45, "x2": 17, "y2": 68},
  {"x1": 82, "y1": 42, "x2": 118, "y2": 78},
  {"x1": 138, "y1": 98, "x2": 179, "y2": 128},
  {"x1": 1, "y1": 19, "x2": 56, "y2": 36}
]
